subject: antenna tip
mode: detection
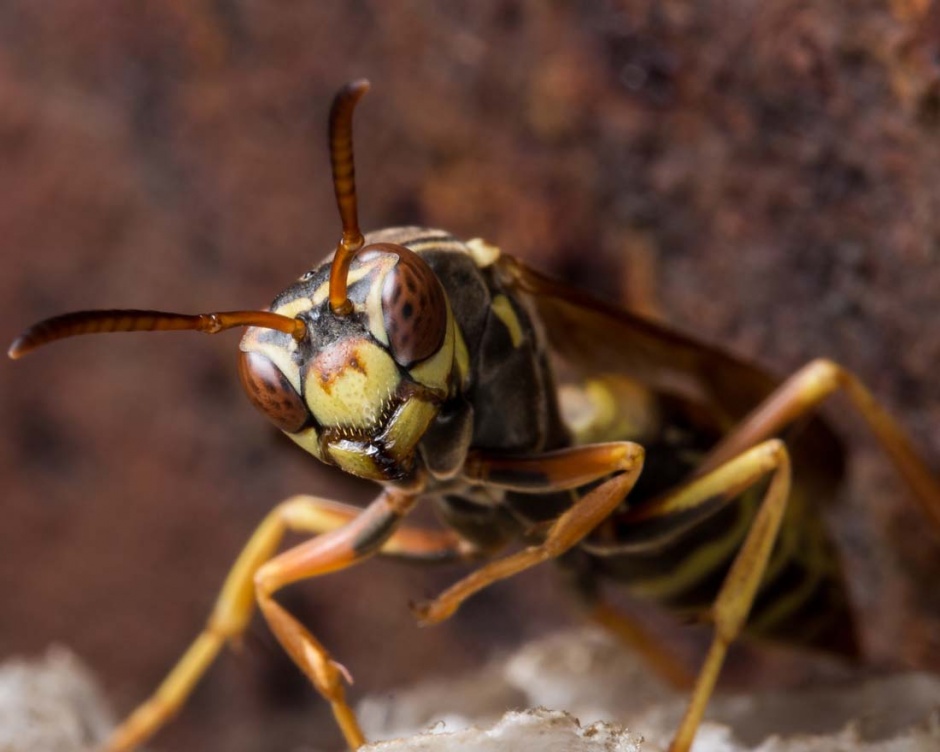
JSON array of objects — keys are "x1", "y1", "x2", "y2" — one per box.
[
  {"x1": 337, "y1": 79, "x2": 371, "y2": 103},
  {"x1": 8, "y1": 337, "x2": 27, "y2": 360}
]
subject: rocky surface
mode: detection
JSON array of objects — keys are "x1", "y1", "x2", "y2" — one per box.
[{"x1": 4, "y1": 631, "x2": 939, "y2": 751}]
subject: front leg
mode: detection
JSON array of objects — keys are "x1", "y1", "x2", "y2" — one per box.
[
  {"x1": 252, "y1": 488, "x2": 425, "y2": 750},
  {"x1": 104, "y1": 491, "x2": 473, "y2": 752}
]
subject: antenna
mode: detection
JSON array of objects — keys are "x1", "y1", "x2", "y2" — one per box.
[
  {"x1": 8, "y1": 309, "x2": 306, "y2": 359},
  {"x1": 327, "y1": 79, "x2": 370, "y2": 315}
]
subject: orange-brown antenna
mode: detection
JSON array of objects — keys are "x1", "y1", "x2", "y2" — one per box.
[
  {"x1": 8, "y1": 309, "x2": 306, "y2": 360},
  {"x1": 327, "y1": 79, "x2": 370, "y2": 316}
]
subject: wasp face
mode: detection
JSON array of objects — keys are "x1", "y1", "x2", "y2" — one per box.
[{"x1": 238, "y1": 240, "x2": 458, "y2": 482}]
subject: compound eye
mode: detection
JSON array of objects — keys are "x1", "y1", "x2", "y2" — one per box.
[
  {"x1": 381, "y1": 248, "x2": 447, "y2": 366},
  {"x1": 238, "y1": 351, "x2": 310, "y2": 433}
]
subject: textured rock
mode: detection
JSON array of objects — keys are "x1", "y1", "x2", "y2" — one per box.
[
  {"x1": 3, "y1": 631, "x2": 940, "y2": 751},
  {"x1": 0, "y1": 648, "x2": 113, "y2": 752},
  {"x1": 357, "y1": 629, "x2": 940, "y2": 752}
]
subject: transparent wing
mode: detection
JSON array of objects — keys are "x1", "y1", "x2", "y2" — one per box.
[{"x1": 496, "y1": 254, "x2": 846, "y2": 491}]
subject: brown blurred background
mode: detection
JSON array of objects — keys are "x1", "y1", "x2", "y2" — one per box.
[{"x1": 1, "y1": 2, "x2": 939, "y2": 750}]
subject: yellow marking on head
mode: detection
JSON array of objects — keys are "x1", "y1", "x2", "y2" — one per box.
[
  {"x1": 490, "y1": 294, "x2": 524, "y2": 348},
  {"x1": 382, "y1": 399, "x2": 437, "y2": 463},
  {"x1": 284, "y1": 425, "x2": 324, "y2": 460},
  {"x1": 239, "y1": 334, "x2": 302, "y2": 394},
  {"x1": 234, "y1": 296, "x2": 312, "y2": 395},
  {"x1": 364, "y1": 253, "x2": 400, "y2": 346},
  {"x1": 466, "y1": 238, "x2": 501, "y2": 267},
  {"x1": 311, "y1": 256, "x2": 388, "y2": 308},
  {"x1": 326, "y1": 441, "x2": 385, "y2": 480},
  {"x1": 407, "y1": 300, "x2": 455, "y2": 392},
  {"x1": 273, "y1": 296, "x2": 313, "y2": 319},
  {"x1": 305, "y1": 339, "x2": 400, "y2": 429}
]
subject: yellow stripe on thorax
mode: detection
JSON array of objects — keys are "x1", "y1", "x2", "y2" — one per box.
[{"x1": 491, "y1": 294, "x2": 524, "y2": 348}]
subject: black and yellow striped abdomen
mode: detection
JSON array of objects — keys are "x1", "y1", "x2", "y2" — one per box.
[{"x1": 577, "y1": 435, "x2": 859, "y2": 659}]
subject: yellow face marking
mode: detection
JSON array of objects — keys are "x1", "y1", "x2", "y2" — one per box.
[
  {"x1": 490, "y1": 294, "x2": 524, "y2": 348},
  {"x1": 382, "y1": 399, "x2": 437, "y2": 462},
  {"x1": 284, "y1": 426, "x2": 323, "y2": 460},
  {"x1": 273, "y1": 296, "x2": 313, "y2": 319},
  {"x1": 232, "y1": 295, "x2": 314, "y2": 396},
  {"x1": 326, "y1": 441, "x2": 385, "y2": 480},
  {"x1": 239, "y1": 333, "x2": 302, "y2": 394},
  {"x1": 304, "y1": 338, "x2": 400, "y2": 429},
  {"x1": 363, "y1": 253, "x2": 400, "y2": 346},
  {"x1": 407, "y1": 300, "x2": 455, "y2": 392},
  {"x1": 466, "y1": 237, "x2": 501, "y2": 268},
  {"x1": 310, "y1": 256, "x2": 388, "y2": 308}
]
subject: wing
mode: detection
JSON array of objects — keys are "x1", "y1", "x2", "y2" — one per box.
[{"x1": 496, "y1": 254, "x2": 846, "y2": 491}]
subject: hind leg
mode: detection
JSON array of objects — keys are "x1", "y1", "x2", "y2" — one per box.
[
  {"x1": 700, "y1": 358, "x2": 940, "y2": 532},
  {"x1": 606, "y1": 440, "x2": 795, "y2": 752}
]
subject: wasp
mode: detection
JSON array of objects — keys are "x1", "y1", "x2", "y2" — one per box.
[{"x1": 9, "y1": 80, "x2": 940, "y2": 752}]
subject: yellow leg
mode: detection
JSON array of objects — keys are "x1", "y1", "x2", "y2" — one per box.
[
  {"x1": 104, "y1": 493, "x2": 465, "y2": 752},
  {"x1": 413, "y1": 441, "x2": 645, "y2": 625},
  {"x1": 699, "y1": 358, "x2": 940, "y2": 533},
  {"x1": 252, "y1": 489, "x2": 421, "y2": 750},
  {"x1": 637, "y1": 440, "x2": 794, "y2": 752}
]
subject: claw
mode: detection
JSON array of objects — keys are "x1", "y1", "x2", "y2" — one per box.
[{"x1": 410, "y1": 597, "x2": 454, "y2": 626}]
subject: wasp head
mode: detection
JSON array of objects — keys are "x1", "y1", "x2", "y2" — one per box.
[
  {"x1": 238, "y1": 240, "x2": 457, "y2": 482},
  {"x1": 8, "y1": 82, "x2": 457, "y2": 484}
]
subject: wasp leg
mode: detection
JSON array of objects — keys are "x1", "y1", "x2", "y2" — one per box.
[
  {"x1": 700, "y1": 358, "x2": 940, "y2": 532},
  {"x1": 104, "y1": 492, "x2": 469, "y2": 752},
  {"x1": 252, "y1": 488, "x2": 425, "y2": 750},
  {"x1": 611, "y1": 439, "x2": 793, "y2": 752},
  {"x1": 413, "y1": 441, "x2": 645, "y2": 625},
  {"x1": 588, "y1": 600, "x2": 694, "y2": 689}
]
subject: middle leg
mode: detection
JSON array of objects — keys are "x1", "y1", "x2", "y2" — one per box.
[{"x1": 414, "y1": 441, "x2": 645, "y2": 625}]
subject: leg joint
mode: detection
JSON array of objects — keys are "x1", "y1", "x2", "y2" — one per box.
[
  {"x1": 253, "y1": 566, "x2": 275, "y2": 599},
  {"x1": 801, "y1": 357, "x2": 845, "y2": 391},
  {"x1": 616, "y1": 442, "x2": 645, "y2": 472},
  {"x1": 759, "y1": 437, "x2": 788, "y2": 464}
]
